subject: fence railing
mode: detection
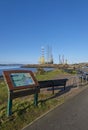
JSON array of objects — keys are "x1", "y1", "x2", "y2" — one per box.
[{"x1": 67, "y1": 75, "x2": 88, "y2": 88}]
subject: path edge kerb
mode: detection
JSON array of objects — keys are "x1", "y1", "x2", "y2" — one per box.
[{"x1": 22, "y1": 98, "x2": 64, "y2": 130}]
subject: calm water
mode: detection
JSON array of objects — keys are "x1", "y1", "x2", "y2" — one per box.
[{"x1": 0, "y1": 65, "x2": 54, "y2": 76}]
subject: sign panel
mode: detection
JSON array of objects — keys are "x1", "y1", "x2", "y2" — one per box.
[
  {"x1": 10, "y1": 73, "x2": 35, "y2": 87},
  {"x1": 3, "y1": 70, "x2": 39, "y2": 90}
]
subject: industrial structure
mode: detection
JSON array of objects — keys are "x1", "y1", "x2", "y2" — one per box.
[
  {"x1": 59, "y1": 54, "x2": 68, "y2": 64},
  {"x1": 39, "y1": 45, "x2": 54, "y2": 64},
  {"x1": 39, "y1": 46, "x2": 45, "y2": 64},
  {"x1": 39, "y1": 45, "x2": 68, "y2": 65}
]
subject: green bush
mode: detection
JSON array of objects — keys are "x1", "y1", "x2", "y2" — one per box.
[{"x1": 36, "y1": 68, "x2": 45, "y2": 74}]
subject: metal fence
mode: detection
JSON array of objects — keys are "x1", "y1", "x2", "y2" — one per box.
[{"x1": 67, "y1": 74, "x2": 88, "y2": 88}]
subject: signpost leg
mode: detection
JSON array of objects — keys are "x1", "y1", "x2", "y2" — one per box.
[
  {"x1": 7, "y1": 91, "x2": 12, "y2": 116},
  {"x1": 34, "y1": 93, "x2": 38, "y2": 106},
  {"x1": 64, "y1": 84, "x2": 66, "y2": 90},
  {"x1": 52, "y1": 86, "x2": 54, "y2": 94}
]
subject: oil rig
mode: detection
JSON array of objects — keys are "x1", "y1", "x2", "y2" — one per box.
[
  {"x1": 59, "y1": 55, "x2": 68, "y2": 64},
  {"x1": 39, "y1": 45, "x2": 53, "y2": 64}
]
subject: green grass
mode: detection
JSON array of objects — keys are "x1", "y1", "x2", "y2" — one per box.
[
  {"x1": 0, "y1": 95, "x2": 64, "y2": 130},
  {"x1": 0, "y1": 80, "x2": 8, "y2": 104},
  {"x1": 36, "y1": 69, "x2": 67, "y2": 81},
  {"x1": 0, "y1": 69, "x2": 67, "y2": 130}
]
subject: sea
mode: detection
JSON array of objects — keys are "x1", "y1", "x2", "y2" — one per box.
[{"x1": 0, "y1": 65, "x2": 54, "y2": 76}]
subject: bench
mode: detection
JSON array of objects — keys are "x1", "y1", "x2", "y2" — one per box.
[{"x1": 38, "y1": 78, "x2": 68, "y2": 94}]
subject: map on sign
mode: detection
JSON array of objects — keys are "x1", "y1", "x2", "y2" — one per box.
[{"x1": 10, "y1": 73, "x2": 35, "y2": 87}]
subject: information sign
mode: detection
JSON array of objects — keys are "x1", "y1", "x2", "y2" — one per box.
[{"x1": 3, "y1": 70, "x2": 39, "y2": 116}]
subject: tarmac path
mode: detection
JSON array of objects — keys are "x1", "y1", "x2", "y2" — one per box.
[{"x1": 23, "y1": 85, "x2": 88, "y2": 130}]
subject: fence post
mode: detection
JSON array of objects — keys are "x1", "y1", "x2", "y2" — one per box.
[
  {"x1": 34, "y1": 92, "x2": 38, "y2": 106},
  {"x1": 52, "y1": 81, "x2": 54, "y2": 94}
]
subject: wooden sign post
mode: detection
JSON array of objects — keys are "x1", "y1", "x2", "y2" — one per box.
[
  {"x1": 3, "y1": 70, "x2": 40, "y2": 116},
  {"x1": 7, "y1": 90, "x2": 13, "y2": 116}
]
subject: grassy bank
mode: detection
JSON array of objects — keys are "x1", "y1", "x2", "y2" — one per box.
[
  {"x1": 0, "y1": 69, "x2": 68, "y2": 130},
  {"x1": 36, "y1": 69, "x2": 67, "y2": 80}
]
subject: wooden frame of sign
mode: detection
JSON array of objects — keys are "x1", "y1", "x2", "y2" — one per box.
[{"x1": 3, "y1": 70, "x2": 39, "y2": 91}]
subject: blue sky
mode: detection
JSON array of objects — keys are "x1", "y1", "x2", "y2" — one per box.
[{"x1": 0, "y1": 0, "x2": 88, "y2": 64}]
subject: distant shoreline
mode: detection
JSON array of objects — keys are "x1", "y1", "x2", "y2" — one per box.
[
  {"x1": 0, "y1": 63, "x2": 88, "y2": 69},
  {"x1": 21, "y1": 64, "x2": 67, "y2": 68}
]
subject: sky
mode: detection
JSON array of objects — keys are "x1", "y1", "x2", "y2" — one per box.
[{"x1": 0, "y1": 0, "x2": 88, "y2": 64}]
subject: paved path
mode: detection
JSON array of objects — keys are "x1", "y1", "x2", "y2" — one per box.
[{"x1": 23, "y1": 86, "x2": 88, "y2": 130}]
